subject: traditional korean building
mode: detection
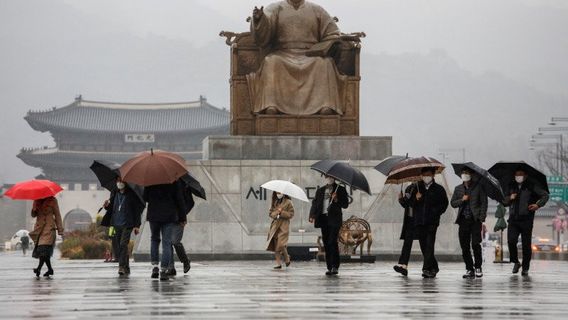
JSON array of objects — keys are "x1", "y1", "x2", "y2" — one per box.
[{"x1": 19, "y1": 96, "x2": 229, "y2": 189}]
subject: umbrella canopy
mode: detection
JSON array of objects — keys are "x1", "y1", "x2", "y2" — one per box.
[
  {"x1": 310, "y1": 160, "x2": 371, "y2": 195},
  {"x1": 488, "y1": 161, "x2": 549, "y2": 193},
  {"x1": 119, "y1": 149, "x2": 188, "y2": 187},
  {"x1": 494, "y1": 204, "x2": 508, "y2": 232},
  {"x1": 90, "y1": 160, "x2": 121, "y2": 191},
  {"x1": 90, "y1": 160, "x2": 144, "y2": 203},
  {"x1": 374, "y1": 155, "x2": 409, "y2": 176},
  {"x1": 4, "y1": 180, "x2": 63, "y2": 200},
  {"x1": 451, "y1": 162, "x2": 505, "y2": 202},
  {"x1": 180, "y1": 172, "x2": 207, "y2": 200},
  {"x1": 383, "y1": 156, "x2": 445, "y2": 184},
  {"x1": 260, "y1": 180, "x2": 309, "y2": 202}
]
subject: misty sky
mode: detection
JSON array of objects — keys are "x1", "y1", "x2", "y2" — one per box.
[{"x1": 0, "y1": 0, "x2": 567, "y2": 183}]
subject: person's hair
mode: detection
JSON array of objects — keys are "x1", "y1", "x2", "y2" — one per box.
[
  {"x1": 421, "y1": 167, "x2": 435, "y2": 174},
  {"x1": 514, "y1": 166, "x2": 527, "y2": 175},
  {"x1": 271, "y1": 191, "x2": 290, "y2": 207},
  {"x1": 461, "y1": 167, "x2": 472, "y2": 174}
]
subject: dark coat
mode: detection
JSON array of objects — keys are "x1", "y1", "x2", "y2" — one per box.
[
  {"x1": 398, "y1": 184, "x2": 419, "y2": 240},
  {"x1": 143, "y1": 183, "x2": 187, "y2": 223},
  {"x1": 503, "y1": 181, "x2": 549, "y2": 221},
  {"x1": 178, "y1": 179, "x2": 195, "y2": 216},
  {"x1": 101, "y1": 187, "x2": 145, "y2": 228},
  {"x1": 450, "y1": 182, "x2": 488, "y2": 224},
  {"x1": 403, "y1": 180, "x2": 449, "y2": 227},
  {"x1": 309, "y1": 183, "x2": 349, "y2": 228}
]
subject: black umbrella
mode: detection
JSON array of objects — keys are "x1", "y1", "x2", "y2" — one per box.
[
  {"x1": 90, "y1": 160, "x2": 122, "y2": 191},
  {"x1": 374, "y1": 155, "x2": 409, "y2": 176},
  {"x1": 488, "y1": 161, "x2": 549, "y2": 193},
  {"x1": 451, "y1": 162, "x2": 505, "y2": 202},
  {"x1": 310, "y1": 160, "x2": 371, "y2": 195},
  {"x1": 89, "y1": 160, "x2": 144, "y2": 203},
  {"x1": 180, "y1": 172, "x2": 207, "y2": 200}
]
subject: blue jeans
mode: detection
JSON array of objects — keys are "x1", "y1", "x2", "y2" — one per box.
[{"x1": 149, "y1": 222, "x2": 175, "y2": 270}]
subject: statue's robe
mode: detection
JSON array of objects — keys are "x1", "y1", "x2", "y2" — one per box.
[{"x1": 247, "y1": 0, "x2": 347, "y2": 115}]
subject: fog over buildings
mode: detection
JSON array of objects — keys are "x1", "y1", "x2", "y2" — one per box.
[{"x1": 1, "y1": 0, "x2": 567, "y2": 183}]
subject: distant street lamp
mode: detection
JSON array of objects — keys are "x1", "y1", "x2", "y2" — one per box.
[{"x1": 533, "y1": 132, "x2": 564, "y2": 177}]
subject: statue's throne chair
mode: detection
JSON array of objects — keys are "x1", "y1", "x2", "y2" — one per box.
[{"x1": 220, "y1": 28, "x2": 364, "y2": 136}]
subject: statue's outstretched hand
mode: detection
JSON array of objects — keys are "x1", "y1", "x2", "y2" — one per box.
[{"x1": 253, "y1": 6, "x2": 264, "y2": 22}]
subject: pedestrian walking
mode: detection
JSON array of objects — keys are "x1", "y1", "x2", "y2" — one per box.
[
  {"x1": 393, "y1": 184, "x2": 420, "y2": 276},
  {"x1": 450, "y1": 167, "x2": 488, "y2": 279},
  {"x1": 29, "y1": 196, "x2": 64, "y2": 278},
  {"x1": 309, "y1": 175, "x2": 349, "y2": 276},
  {"x1": 101, "y1": 177, "x2": 145, "y2": 276},
  {"x1": 169, "y1": 179, "x2": 194, "y2": 275},
  {"x1": 20, "y1": 234, "x2": 30, "y2": 256},
  {"x1": 266, "y1": 192, "x2": 295, "y2": 269}
]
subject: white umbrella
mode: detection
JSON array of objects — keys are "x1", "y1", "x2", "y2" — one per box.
[{"x1": 261, "y1": 180, "x2": 309, "y2": 202}]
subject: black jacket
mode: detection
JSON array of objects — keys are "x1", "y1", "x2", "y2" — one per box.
[
  {"x1": 398, "y1": 185, "x2": 419, "y2": 240},
  {"x1": 177, "y1": 179, "x2": 195, "y2": 216},
  {"x1": 101, "y1": 187, "x2": 145, "y2": 228},
  {"x1": 450, "y1": 182, "x2": 488, "y2": 223},
  {"x1": 503, "y1": 181, "x2": 549, "y2": 221},
  {"x1": 143, "y1": 183, "x2": 187, "y2": 223},
  {"x1": 309, "y1": 183, "x2": 349, "y2": 228},
  {"x1": 400, "y1": 180, "x2": 449, "y2": 227}
]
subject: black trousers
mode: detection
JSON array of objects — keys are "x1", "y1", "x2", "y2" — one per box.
[
  {"x1": 415, "y1": 224, "x2": 439, "y2": 272},
  {"x1": 321, "y1": 224, "x2": 341, "y2": 271},
  {"x1": 508, "y1": 219, "x2": 534, "y2": 270},
  {"x1": 398, "y1": 226, "x2": 415, "y2": 265},
  {"x1": 114, "y1": 226, "x2": 133, "y2": 269},
  {"x1": 458, "y1": 219, "x2": 482, "y2": 271}
]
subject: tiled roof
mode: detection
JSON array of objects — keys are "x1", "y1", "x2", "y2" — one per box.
[
  {"x1": 17, "y1": 148, "x2": 203, "y2": 168},
  {"x1": 25, "y1": 97, "x2": 229, "y2": 133}
]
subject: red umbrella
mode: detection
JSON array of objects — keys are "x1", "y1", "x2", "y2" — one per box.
[
  {"x1": 120, "y1": 149, "x2": 188, "y2": 187},
  {"x1": 3, "y1": 180, "x2": 63, "y2": 200}
]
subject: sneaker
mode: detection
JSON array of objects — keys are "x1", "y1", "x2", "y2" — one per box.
[
  {"x1": 521, "y1": 269, "x2": 529, "y2": 276},
  {"x1": 512, "y1": 262, "x2": 521, "y2": 274},
  {"x1": 325, "y1": 269, "x2": 333, "y2": 276},
  {"x1": 183, "y1": 260, "x2": 191, "y2": 273},
  {"x1": 118, "y1": 267, "x2": 126, "y2": 276},
  {"x1": 151, "y1": 267, "x2": 159, "y2": 279},
  {"x1": 169, "y1": 268, "x2": 177, "y2": 276},
  {"x1": 331, "y1": 268, "x2": 338, "y2": 275},
  {"x1": 462, "y1": 270, "x2": 475, "y2": 279},
  {"x1": 273, "y1": 265, "x2": 282, "y2": 270},
  {"x1": 43, "y1": 269, "x2": 54, "y2": 278},
  {"x1": 393, "y1": 265, "x2": 408, "y2": 276},
  {"x1": 159, "y1": 270, "x2": 169, "y2": 281},
  {"x1": 475, "y1": 268, "x2": 483, "y2": 278}
]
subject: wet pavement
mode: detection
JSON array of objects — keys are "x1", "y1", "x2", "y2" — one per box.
[{"x1": 0, "y1": 252, "x2": 567, "y2": 319}]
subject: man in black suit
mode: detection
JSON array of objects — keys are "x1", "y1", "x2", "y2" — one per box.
[
  {"x1": 503, "y1": 167, "x2": 549, "y2": 276},
  {"x1": 403, "y1": 167, "x2": 449, "y2": 278},
  {"x1": 309, "y1": 175, "x2": 349, "y2": 276}
]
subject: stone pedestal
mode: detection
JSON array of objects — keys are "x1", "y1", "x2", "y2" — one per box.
[{"x1": 133, "y1": 136, "x2": 460, "y2": 261}]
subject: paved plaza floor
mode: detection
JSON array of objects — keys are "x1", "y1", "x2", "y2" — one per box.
[{"x1": 0, "y1": 252, "x2": 567, "y2": 319}]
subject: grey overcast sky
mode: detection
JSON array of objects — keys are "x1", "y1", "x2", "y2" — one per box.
[{"x1": 0, "y1": 0, "x2": 567, "y2": 183}]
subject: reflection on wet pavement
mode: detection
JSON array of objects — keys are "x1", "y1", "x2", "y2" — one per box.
[{"x1": 0, "y1": 252, "x2": 566, "y2": 319}]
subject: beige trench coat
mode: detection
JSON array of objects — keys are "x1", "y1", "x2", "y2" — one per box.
[
  {"x1": 266, "y1": 198, "x2": 295, "y2": 252},
  {"x1": 29, "y1": 197, "x2": 64, "y2": 246}
]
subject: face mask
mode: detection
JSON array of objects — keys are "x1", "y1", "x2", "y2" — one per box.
[
  {"x1": 515, "y1": 176, "x2": 525, "y2": 184},
  {"x1": 276, "y1": 193, "x2": 284, "y2": 199},
  {"x1": 326, "y1": 177, "x2": 335, "y2": 185},
  {"x1": 422, "y1": 176, "x2": 433, "y2": 184},
  {"x1": 461, "y1": 174, "x2": 471, "y2": 182},
  {"x1": 116, "y1": 182, "x2": 126, "y2": 190}
]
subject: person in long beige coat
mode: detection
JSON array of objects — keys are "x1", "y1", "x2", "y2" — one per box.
[
  {"x1": 29, "y1": 196, "x2": 64, "y2": 278},
  {"x1": 266, "y1": 192, "x2": 294, "y2": 269}
]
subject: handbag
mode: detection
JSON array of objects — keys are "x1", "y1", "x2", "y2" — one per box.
[{"x1": 31, "y1": 223, "x2": 46, "y2": 259}]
